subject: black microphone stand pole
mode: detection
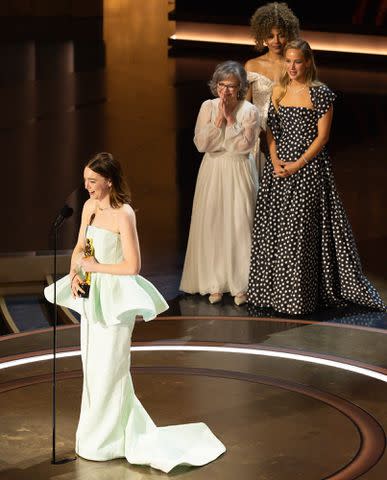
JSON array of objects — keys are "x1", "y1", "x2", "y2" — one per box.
[
  {"x1": 52, "y1": 223, "x2": 59, "y2": 464},
  {"x1": 50, "y1": 205, "x2": 76, "y2": 465}
]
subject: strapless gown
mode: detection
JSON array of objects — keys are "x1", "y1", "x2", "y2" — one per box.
[{"x1": 44, "y1": 225, "x2": 226, "y2": 473}]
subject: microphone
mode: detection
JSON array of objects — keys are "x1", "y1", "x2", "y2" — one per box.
[
  {"x1": 49, "y1": 201, "x2": 76, "y2": 465},
  {"x1": 52, "y1": 204, "x2": 74, "y2": 230}
]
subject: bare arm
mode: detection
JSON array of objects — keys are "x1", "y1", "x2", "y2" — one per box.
[
  {"x1": 267, "y1": 126, "x2": 280, "y2": 164},
  {"x1": 69, "y1": 199, "x2": 94, "y2": 278},
  {"x1": 267, "y1": 126, "x2": 285, "y2": 176},
  {"x1": 267, "y1": 86, "x2": 286, "y2": 174},
  {"x1": 302, "y1": 106, "x2": 333, "y2": 162}
]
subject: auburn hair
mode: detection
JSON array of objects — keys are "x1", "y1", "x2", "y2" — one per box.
[{"x1": 86, "y1": 152, "x2": 131, "y2": 208}]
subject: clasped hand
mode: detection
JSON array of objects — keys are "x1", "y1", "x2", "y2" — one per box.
[
  {"x1": 71, "y1": 273, "x2": 84, "y2": 298},
  {"x1": 215, "y1": 92, "x2": 235, "y2": 127},
  {"x1": 273, "y1": 161, "x2": 300, "y2": 178},
  {"x1": 71, "y1": 257, "x2": 98, "y2": 298}
]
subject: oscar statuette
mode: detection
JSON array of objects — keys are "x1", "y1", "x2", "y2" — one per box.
[{"x1": 79, "y1": 237, "x2": 94, "y2": 298}]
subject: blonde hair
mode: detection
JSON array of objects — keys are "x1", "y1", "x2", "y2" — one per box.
[{"x1": 273, "y1": 39, "x2": 322, "y2": 110}]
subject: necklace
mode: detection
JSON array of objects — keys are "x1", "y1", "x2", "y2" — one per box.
[
  {"x1": 98, "y1": 205, "x2": 111, "y2": 211},
  {"x1": 289, "y1": 83, "x2": 307, "y2": 94}
]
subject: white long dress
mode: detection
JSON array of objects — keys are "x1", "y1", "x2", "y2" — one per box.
[
  {"x1": 44, "y1": 225, "x2": 226, "y2": 473},
  {"x1": 247, "y1": 71, "x2": 273, "y2": 178},
  {"x1": 180, "y1": 98, "x2": 260, "y2": 296}
]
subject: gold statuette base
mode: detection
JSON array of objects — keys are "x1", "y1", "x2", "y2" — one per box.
[{"x1": 79, "y1": 283, "x2": 90, "y2": 298}]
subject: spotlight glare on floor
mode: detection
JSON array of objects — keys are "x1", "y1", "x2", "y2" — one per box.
[{"x1": 0, "y1": 345, "x2": 386, "y2": 383}]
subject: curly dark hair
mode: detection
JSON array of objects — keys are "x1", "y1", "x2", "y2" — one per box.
[{"x1": 250, "y1": 2, "x2": 300, "y2": 51}]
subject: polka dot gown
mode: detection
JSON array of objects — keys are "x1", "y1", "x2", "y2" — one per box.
[{"x1": 247, "y1": 85, "x2": 386, "y2": 315}]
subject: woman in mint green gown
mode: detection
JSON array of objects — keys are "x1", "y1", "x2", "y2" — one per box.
[{"x1": 44, "y1": 152, "x2": 225, "y2": 473}]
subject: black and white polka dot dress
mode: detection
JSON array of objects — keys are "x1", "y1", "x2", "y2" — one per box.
[{"x1": 247, "y1": 84, "x2": 386, "y2": 315}]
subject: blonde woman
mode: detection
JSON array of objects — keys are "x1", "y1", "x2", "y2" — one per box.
[{"x1": 247, "y1": 40, "x2": 386, "y2": 315}]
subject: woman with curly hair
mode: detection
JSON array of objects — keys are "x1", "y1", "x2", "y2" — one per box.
[
  {"x1": 247, "y1": 40, "x2": 386, "y2": 315},
  {"x1": 245, "y1": 2, "x2": 300, "y2": 177},
  {"x1": 180, "y1": 61, "x2": 260, "y2": 305}
]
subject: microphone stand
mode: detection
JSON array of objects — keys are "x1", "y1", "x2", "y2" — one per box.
[{"x1": 50, "y1": 205, "x2": 76, "y2": 465}]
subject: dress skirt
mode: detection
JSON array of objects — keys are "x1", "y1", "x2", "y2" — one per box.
[
  {"x1": 76, "y1": 314, "x2": 225, "y2": 472},
  {"x1": 180, "y1": 151, "x2": 258, "y2": 296}
]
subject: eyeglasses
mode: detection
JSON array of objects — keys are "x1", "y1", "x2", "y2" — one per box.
[{"x1": 217, "y1": 82, "x2": 239, "y2": 91}]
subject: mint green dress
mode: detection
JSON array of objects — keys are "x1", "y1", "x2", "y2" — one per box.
[{"x1": 44, "y1": 225, "x2": 226, "y2": 473}]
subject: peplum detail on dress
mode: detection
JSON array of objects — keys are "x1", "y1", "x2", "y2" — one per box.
[
  {"x1": 44, "y1": 224, "x2": 226, "y2": 473},
  {"x1": 44, "y1": 226, "x2": 169, "y2": 324}
]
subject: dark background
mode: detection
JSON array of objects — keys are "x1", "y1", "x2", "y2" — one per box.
[{"x1": 171, "y1": 0, "x2": 386, "y2": 33}]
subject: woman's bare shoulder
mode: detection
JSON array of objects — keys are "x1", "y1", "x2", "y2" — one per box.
[
  {"x1": 83, "y1": 198, "x2": 95, "y2": 214},
  {"x1": 117, "y1": 203, "x2": 136, "y2": 222},
  {"x1": 245, "y1": 55, "x2": 268, "y2": 73}
]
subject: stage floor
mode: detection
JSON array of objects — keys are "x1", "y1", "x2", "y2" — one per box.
[{"x1": 1, "y1": 316, "x2": 387, "y2": 479}]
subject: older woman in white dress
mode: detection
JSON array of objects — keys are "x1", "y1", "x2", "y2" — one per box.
[{"x1": 180, "y1": 61, "x2": 260, "y2": 305}]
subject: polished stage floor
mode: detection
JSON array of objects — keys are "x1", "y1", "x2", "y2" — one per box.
[
  {"x1": 1, "y1": 317, "x2": 387, "y2": 479},
  {"x1": 0, "y1": 1, "x2": 386, "y2": 479}
]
